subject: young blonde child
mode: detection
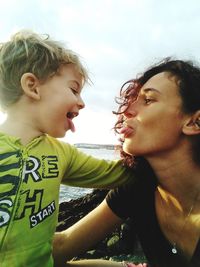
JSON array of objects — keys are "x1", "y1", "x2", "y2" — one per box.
[{"x1": 0, "y1": 30, "x2": 132, "y2": 267}]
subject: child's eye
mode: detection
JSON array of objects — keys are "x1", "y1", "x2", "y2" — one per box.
[{"x1": 70, "y1": 88, "x2": 78, "y2": 95}]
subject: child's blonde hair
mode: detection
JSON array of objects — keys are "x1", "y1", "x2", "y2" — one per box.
[{"x1": 0, "y1": 29, "x2": 89, "y2": 110}]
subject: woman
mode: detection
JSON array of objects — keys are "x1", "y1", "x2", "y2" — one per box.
[{"x1": 53, "y1": 58, "x2": 200, "y2": 267}]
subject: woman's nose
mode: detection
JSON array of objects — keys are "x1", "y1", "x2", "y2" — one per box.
[{"x1": 124, "y1": 101, "x2": 138, "y2": 118}]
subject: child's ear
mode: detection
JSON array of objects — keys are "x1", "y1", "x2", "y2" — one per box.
[
  {"x1": 182, "y1": 110, "x2": 200, "y2": 135},
  {"x1": 20, "y1": 73, "x2": 40, "y2": 100}
]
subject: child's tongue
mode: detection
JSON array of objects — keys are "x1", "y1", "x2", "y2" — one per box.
[{"x1": 67, "y1": 118, "x2": 76, "y2": 132}]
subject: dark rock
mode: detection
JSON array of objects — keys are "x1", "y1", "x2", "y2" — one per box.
[
  {"x1": 57, "y1": 189, "x2": 108, "y2": 231},
  {"x1": 57, "y1": 189, "x2": 146, "y2": 262}
]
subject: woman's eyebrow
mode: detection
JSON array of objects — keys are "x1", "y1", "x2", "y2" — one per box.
[{"x1": 142, "y1": 87, "x2": 161, "y2": 94}]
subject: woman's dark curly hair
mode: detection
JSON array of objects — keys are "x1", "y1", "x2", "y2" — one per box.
[{"x1": 114, "y1": 57, "x2": 200, "y2": 168}]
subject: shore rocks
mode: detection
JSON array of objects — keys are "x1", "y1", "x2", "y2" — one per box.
[{"x1": 57, "y1": 189, "x2": 146, "y2": 263}]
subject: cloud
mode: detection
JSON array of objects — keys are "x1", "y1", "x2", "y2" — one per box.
[
  {"x1": 61, "y1": 108, "x2": 118, "y2": 144},
  {"x1": 1, "y1": 0, "x2": 200, "y2": 143}
]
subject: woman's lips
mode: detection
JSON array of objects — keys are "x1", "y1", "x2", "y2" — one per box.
[{"x1": 119, "y1": 126, "x2": 135, "y2": 138}]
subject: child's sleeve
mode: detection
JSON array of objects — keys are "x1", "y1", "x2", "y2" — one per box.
[{"x1": 61, "y1": 144, "x2": 133, "y2": 189}]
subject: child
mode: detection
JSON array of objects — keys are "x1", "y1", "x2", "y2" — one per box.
[{"x1": 0, "y1": 30, "x2": 132, "y2": 267}]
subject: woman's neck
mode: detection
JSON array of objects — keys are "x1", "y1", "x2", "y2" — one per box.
[{"x1": 147, "y1": 153, "x2": 200, "y2": 210}]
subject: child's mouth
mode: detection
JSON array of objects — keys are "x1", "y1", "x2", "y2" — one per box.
[
  {"x1": 66, "y1": 112, "x2": 78, "y2": 132},
  {"x1": 67, "y1": 112, "x2": 78, "y2": 119}
]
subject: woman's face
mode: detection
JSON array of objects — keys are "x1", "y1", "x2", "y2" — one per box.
[{"x1": 121, "y1": 72, "x2": 187, "y2": 157}]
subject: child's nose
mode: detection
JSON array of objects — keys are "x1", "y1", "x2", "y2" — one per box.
[{"x1": 78, "y1": 96, "x2": 85, "y2": 109}]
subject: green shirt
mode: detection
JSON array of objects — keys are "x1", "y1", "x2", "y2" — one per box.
[{"x1": 0, "y1": 133, "x2": 132, "y2": 267}]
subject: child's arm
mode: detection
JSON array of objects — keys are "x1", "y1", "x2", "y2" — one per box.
[
  {"x1": 62, "y1": 144, "x2": 133, "y2": 189},
  {"x1": 53, "y1": 199, "x2": 123, "y2": 266},
  {"x1": 65, "y1": 259, "x2": 124, "y2": 266},
  {"x1": 65, "y1": 260, "x2": 147, "y2": 267}
]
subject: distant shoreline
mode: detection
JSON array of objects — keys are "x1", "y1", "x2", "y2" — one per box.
[{"x1": 75, "y1": 143, "x2": 119, "y2": 150}]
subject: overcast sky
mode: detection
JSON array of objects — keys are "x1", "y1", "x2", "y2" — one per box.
[{"x1": 0, "y1": 0, "x2": 200, "y2": 144}]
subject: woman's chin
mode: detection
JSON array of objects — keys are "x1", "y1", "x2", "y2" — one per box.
[{"x1": 123, "y1": 142, "x2": 134, "y2": 156}]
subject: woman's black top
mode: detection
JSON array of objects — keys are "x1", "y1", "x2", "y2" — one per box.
[{"x1": 106, "y1": 160, "x2": 200, "y2": 267}]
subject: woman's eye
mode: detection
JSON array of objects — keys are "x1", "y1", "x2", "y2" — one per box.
[{"x1": 144, "y1": 98, "x2": 153, "y2": 104}]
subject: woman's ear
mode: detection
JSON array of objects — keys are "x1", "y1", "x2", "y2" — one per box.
[
  {"x1": 182, "y1": 110, "x2": 200, "y2": 135},
  {"x1": 20, "y1": 73, "x2": 40, "y2": 100}
]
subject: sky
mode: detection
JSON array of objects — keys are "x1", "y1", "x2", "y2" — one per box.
[{"x1": 0, "y1": 0, "x2": 200, "y2": 144}]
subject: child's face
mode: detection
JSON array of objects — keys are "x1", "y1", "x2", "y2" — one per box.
[{"x1": 36, "y1": 64, "x2": 85, "y2": 138}]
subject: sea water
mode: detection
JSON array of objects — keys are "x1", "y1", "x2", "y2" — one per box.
[{"x1": 59, "y1": 147, "x2": 119, "y2": 203}]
